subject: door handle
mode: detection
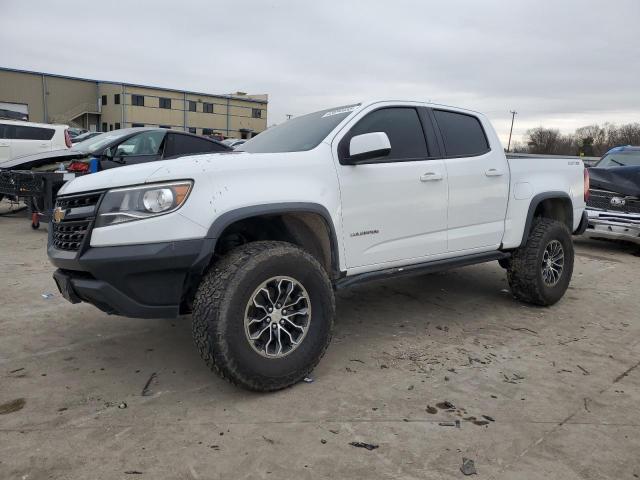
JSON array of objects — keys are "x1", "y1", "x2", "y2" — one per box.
[
  {"x1": 420, "y1": 172, "x2": 443, "y2": 182},
  {"x1": 485, "y1": 168, "x2": 504, "y2": 177}
]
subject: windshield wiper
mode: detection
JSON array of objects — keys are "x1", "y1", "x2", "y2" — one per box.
[{"x1": 609, "y1": 158, "x2": 625, "y2": 166}]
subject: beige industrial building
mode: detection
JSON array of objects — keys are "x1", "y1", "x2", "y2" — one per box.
[{"x1": 0, "y1": 67, "x2": 268, "y2": 139}]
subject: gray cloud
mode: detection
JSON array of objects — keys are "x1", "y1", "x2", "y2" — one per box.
[{"x1": 1, "y1": 0, "x2": 639, "y2": 143}]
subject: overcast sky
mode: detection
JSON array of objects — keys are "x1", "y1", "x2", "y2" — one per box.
[{"x1": 2, "y1": 0, "x2": 639, "y2": 144}]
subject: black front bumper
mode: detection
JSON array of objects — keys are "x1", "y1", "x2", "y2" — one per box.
[{"x1": 49, "y1": 239, "x2": 214, "y2": 319}]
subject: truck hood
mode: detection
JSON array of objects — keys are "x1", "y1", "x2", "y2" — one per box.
[
  {"x1": 0, "y1": 148, "x2": 88, "y2": 170},
  {"x1": 589, "y1": 166, "x2": 640, "y2": 197},
  {"x1": 58, "y1": 151, "x2": 241, "y2": 196}
]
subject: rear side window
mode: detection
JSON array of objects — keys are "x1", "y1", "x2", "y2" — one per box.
[
  {"x1": 164, "y1": 133, "x2": 227, "y2": 158},
  {"x1": 5, "y1": 124, "x2": 55, "y2": 140},
  {"x1": 433, "y1": 110, "x2": 489, "y2": 157},
  {"x1": 342, "y1": 107, "x2": 428, "y2": 162}
]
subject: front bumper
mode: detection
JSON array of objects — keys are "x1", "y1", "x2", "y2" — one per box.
[
  {"x1": 584, "y1": 208, "x2": 640, "y2": 244},
  {"x1": 49, "y1": 239, "x2": 214, "y2": 318}
]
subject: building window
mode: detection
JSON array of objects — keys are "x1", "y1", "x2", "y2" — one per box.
[
  {"x1": 202, "y1": 128, "x2": 213, "y2": 136},
  {"x1": 132, "y1": 123, "x2": 144, "y2": 127},
  {"x1": 159, "y1": 125, "x2": 171, "y2": 129},
  {"x1": 101, "y1": 95, "x2": 107, "y2": 106},
  {"x1": 188, "y1": 127, "x2": 197, "y2": 134},
  {"x1": 101, "y1": 122, "x2": 107, "y2": 132},
  {"x1": 114, "y1": 94, "x2": 120, "y2": 105},
  {"x1": 159, "y1": 97, "x2": 171, "y2": 109},
  {"x1": 109, "y1": 124, "x2": 113, "y2": 131},
  {"x1": 132, "y1": 94, "x2": 145, "y2": 106},
  {"x1": 252, "y1": 108, "x2": 262, "y2": 119},
  {"x1": 203, "y1": 103, "x2": 213, "y2": 114},
  {"x1": 188, "y1": 101, "x2": 197, "y2": 112},
  {"x1": 115, "y1": 122, "x2": 121, "y2": 130}
]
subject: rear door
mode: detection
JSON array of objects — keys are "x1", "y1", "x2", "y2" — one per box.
[
  {"x1": 333, "y1": 105, "x2": 448, "y2": 268},
  {"x1": 10, "y1": 125, "x2": 54, "y2": 159},
  {"x1": 430, "y1": 109, "x2": 509, "y2": 252},
  {"x1": 162, "y1": 133, "x2": 229, "y2": 159},
  {"x1": 0, "y1": 124, "x2": 11, "y2": 162}
]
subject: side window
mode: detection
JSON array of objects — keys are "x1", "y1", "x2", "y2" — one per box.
[
  {"x1": 164, "y1": 133, "x2": 227, "y2": 158},
  {"x1": 114, "y1": 130, "x2": 166, "y2": 156},
  {"x1": 0, "y1": 124, "x2": 6, "y2": 139},
  {"x1": 433, "y1": 110, "x2": 489, "y2": 157},
  {"x1": 342, "y1": 107, "x2": 428, "y2": 162},
  {"x1": 12, "y1": 125, "x2": 55, "y2": 140}
]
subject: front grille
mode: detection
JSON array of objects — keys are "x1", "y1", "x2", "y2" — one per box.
[
  {"x1": 52, "y1": 220, "x2": 91, "y2": 251},
  {"x1": 587, "y1": 189, "x2": 640, "y2": 214},
  {"x1": 0, "y1": 170, "x2": 45, "y2": 196},
  {"x1": 51, "y1": 191, "x2": 102, "y2": 252}
]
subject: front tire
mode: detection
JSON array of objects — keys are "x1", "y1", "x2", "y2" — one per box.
[
  {"x1": 192, "y1": 241, "x2": 335, "y2": 392},
  {"x1": 507, "y1": 218, "x2": 574, "y2": 306}
]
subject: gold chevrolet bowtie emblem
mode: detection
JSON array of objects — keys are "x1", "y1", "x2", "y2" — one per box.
[{"x1": 53, "y1": 207, "x2": 66, "y2": 223}]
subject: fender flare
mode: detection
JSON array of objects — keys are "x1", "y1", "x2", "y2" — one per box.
[
  {"x1": 205, "y1": 202, "x2": 341, "y2": 274},
  {"x1": 519, "y1": 191, "x2": 573, "y2": 248}
]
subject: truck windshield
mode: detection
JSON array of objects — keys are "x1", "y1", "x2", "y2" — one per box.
[
  {"x1": 238, "y1": 105, "x2": 359, "y2": 153},
  {"x1": 597, "y1": 150, "x2": 640, "y2": 167}
]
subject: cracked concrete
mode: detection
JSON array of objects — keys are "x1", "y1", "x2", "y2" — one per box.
[{"x1": 1, "y1": 209, "x2": 639, "y2": 479}]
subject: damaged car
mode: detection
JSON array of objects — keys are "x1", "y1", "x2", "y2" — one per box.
[
  {"x1": 0, "y1": 127, "x2": 230, "y2": 228},
  {"x1": 584, "y1": 145, "x2": 640, "y2": 245}
]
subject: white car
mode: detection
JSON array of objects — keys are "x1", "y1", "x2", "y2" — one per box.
[
  {"x1": 48, "y1": 100, "x2": 588, "y2": 391},
  {"x1": 0, "y1": 120, "x2": 70, "y2": 162}
]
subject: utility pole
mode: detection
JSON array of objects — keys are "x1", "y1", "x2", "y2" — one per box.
[
  {"x1": 286, "y1": 114, "x2": 292, "y2": 120},
  {"x1": 507, "y1": 110, "x2": 518, "y2": 153}
]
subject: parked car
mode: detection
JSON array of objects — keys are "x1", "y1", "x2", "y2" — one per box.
[
  {"x1": 584, "y1": 145, "x2": 640, "y2": 244},
  {"x1": 48, "y1": 100, "x2": 587, "y2": 391},
  {"x1": 70, "y1": 131, "x2": 102, "y2": 144},
  {"x1": 67, "y1": 127, "x2": 88, "y2": 139},
  {"x1": 0, "y1": 127, "x2": 231, "y2": 227},
  {"x1": 0, "y1": 119, "x2": 70, "y2": 162},
  {"x1": 222, "y1": 138, "x2": 246, "y2": 148}
]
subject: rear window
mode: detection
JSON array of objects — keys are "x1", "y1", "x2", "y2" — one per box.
[
  {"x1": 164, "y1": 133, "x2": 228, "y2": 158},
  {"x1": 0, "y1": 124, "x2": 55, "y2": 141},
  {"x1": 433, "y1": 110, "x2": 489, "y2": 157}
]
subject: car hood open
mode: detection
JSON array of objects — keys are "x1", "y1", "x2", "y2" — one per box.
[
  {"x1": 0, "y1": 149, "x2": 90, "y2": 170},
  {"x1": 589, "y1": 166, "x2": 640, "y2": 197}
]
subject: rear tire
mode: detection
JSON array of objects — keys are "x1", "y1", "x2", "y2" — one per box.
[
  {"x1": 507, "y1": 218, "x2": 574, "y2": 306},
  {"x1": 192, "y1": 241, "x2": 335, "y2": 392}
]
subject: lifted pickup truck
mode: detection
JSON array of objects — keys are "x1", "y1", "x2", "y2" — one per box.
[{"x1": 48, "y1": 101, "x2": 588, "y2": 391}]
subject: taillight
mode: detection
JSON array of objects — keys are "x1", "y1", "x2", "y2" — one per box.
[
  {"x1": 64, "y1": 129, "x2": 72, "y2": 148},
  {"x1": 584, "y1": 168, "x2": 590, "y2": 202},
  {"x1": 68, "y1": 161, "x2": 89, "y2": 173}
]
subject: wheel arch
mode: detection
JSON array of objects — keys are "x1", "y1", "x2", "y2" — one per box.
[
  {"x1": 206, "y1": 203, "x2": 341, "y2": 277},
  {"x1": 519, "y1": 192, "x2": 573, "y2": 248}
]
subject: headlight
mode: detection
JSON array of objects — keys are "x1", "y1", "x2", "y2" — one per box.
[{"x1": 95, "y1": 181, "x2": 193, "y2": 228}]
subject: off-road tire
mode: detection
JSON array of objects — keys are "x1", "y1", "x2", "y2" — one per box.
[
  {"x1": 192, "y1": 241, "x2": 335, "y2": 392},
  {"x1": 507, "y1": 218, "x2": 574, "y2": 306}
]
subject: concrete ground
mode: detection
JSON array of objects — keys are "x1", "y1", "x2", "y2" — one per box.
[{"x1": 1, "y1": 206, "x2": 639, "y2": 480}]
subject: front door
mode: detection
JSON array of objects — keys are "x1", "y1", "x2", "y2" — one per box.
[{"x1": 333, "y1": 106, "x2": 448, "y2": 269}]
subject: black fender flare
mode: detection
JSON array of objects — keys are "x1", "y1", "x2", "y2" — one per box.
[
  {"x1": 519, "y1": 191, "x2": 573, "y2": 248},
  {"x1": 205, "y1": 202, "x2": 341, "y2": 274}
]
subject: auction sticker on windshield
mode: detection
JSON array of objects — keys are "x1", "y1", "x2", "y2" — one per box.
[{"x1": 322, "y1": 106, "x2": 358, "y2": 118}]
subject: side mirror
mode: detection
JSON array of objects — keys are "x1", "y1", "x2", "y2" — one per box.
[{"x1": 346, "y1": 132, "x2": 391, "y2": 164}]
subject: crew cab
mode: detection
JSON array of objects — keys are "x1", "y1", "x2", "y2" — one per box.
[{"x1": 48, "y1": 100, "x2": 588, "y2": 391}]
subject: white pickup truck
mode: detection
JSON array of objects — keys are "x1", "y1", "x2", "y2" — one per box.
[{"x1": 48, "y1": 100, "x2": 588, "y2": 391}]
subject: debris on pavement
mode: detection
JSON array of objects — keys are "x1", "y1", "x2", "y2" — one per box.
[
  {"x1": 118, "y1": 402, "x2": 128, "y2": 409},
  {"x1": 302, "y1": 376, "x2": 314, "y2": 383},
  {"x1": 321, "y1": 439, "x2": 327, "y2": 444},
  {"x1": 349, "y1": 441, "x2": 379, "y2": 451},
  {"x1": 482, "y1": 415, "x2": 495, "y2": 422},
  {"x1": 577, "y1": 365, "x2": 590, "y2": 375},
  {"x1": 460, "y1": 457, "x2": 477, "y2": 476},
  {"x1": 0, "y1": 398, "x2": 26, "y2": 414},
  {"x1": 124, "y1": 471, "x2": 143, "y2": 475},
  {"x1": 329, "y1": 429, "x2": 339, "y2": 435},
  {"x1": 141, "y1": 372, "x2": 158, "y2": 396},
  {"x1": 436, "y1": 401, "x2": 455, "y2": 410},
  {"x1": 426, "y1": 405, "x2": 437, "y2": 414},
  {"x1": 438, "y1": 421, "x2": 456, "y2": 427},
  {"x1": 41, "y1": 293, "x2": 54, "y2": 299}
]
